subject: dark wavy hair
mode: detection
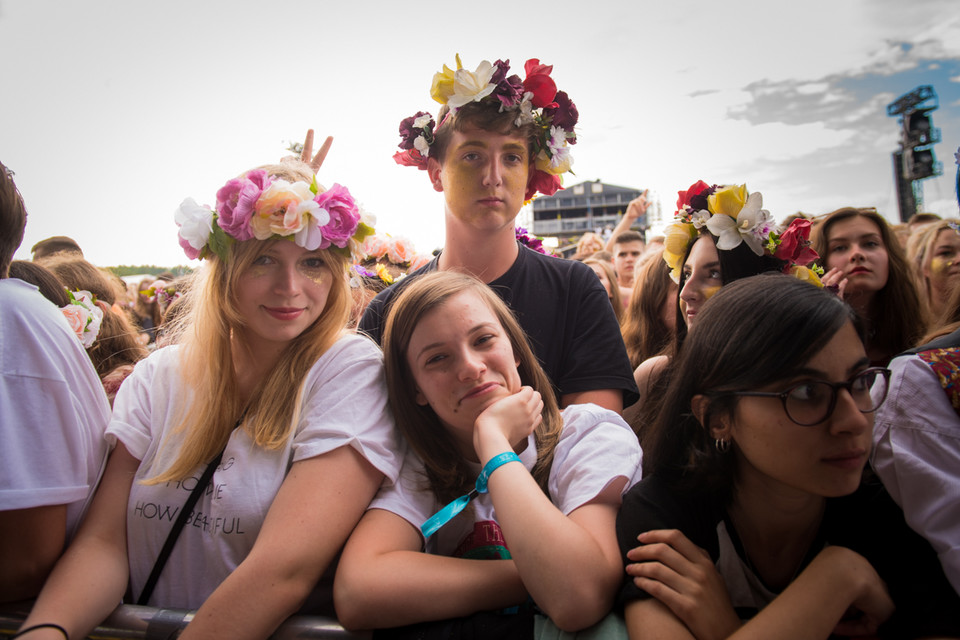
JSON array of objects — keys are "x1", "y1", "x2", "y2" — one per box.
[{"x1": 642, "y1": 274, "x2": 859, "y2": 501}]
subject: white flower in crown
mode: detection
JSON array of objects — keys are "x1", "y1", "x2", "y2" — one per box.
[
  {"x1": 175, "y1": 198, "x2": 215, "y2": 259},
  {"x1": 414, "y1": 135, "x2": 430, "y2": 156},
  {"x1": 447, "y1": 60, "x2": 497, "y2": 109},
  {"x1": 414, "y1": 114, "x2": 433, "y2": 129},
  {"x1": 705, "y1": 191, "x2": 773, "y2": 256},
  {"x1": 690, "y1": 209, "x2": 711, "y2": 229},
  {"x1": 513, "y1": 92, "x2": 535, "y2": 126}
]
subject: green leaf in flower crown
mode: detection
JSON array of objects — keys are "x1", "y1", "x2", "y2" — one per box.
[{"x1": 208, "y1": 221, "x2": 234, "y2": 262}]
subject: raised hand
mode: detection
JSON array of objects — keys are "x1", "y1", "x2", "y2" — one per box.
[
  {"x1": 297, "y1": 129, "x2": 334, "y2": 173},
  {"x1": 820, "y1": 267, "x2": 848, "y2": 299}
]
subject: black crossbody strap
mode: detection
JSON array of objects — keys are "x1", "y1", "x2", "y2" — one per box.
[{"x1": 136, "y1": 448, "x2": 225, "y2": 605}]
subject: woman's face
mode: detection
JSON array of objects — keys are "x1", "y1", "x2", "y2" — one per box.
[
  {"x1": 233, "y1": 240, "x2": 332, "y2": 352},
  {"x1": 588, "y1": 262, "x2": 613, "y2": 298},
  {"x1": 679, "y1": 236, "x2": 722, "y2": 328},
  {"x1": 922, "y1": 227, "x2": 960, "y2": 302},
  {"x1": 406, "y1": 289, "x2": 521, "y2": 447},
  {"x1": 725, "y1": 321, "x2": 873, "y2": 500},
  {"x1": 825, "y1": 215, "x2": 890, "y2": 298}
]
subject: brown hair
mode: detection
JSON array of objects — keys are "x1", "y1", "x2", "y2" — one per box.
[
  {"x1": 430, "y1": 101, "x2": 539, "y2": 165},
  {"x1": 813, "y1": 207, "x2": 925, "y2": 362},
  {"x1": 383, "y1": 271, "x2": 562, "y2": 503},
  {"x1": 622, "y1": 246, "x2": 676, "y2": 368},
  {"x1": 8, "y1": 260, "x2": 69, "y2": 306},
  {"x1": 41, "y1": 256, "x2": 148, "y2": 376},
  {"x1": 0, "y1": 162, "x2": 26, "y2": 277},
  {"x1": 582, "y1": 257, "x2": 623, "y2": 323}
]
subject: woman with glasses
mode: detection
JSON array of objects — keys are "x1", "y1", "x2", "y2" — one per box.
[{"x1": 617, "y1": 275, "x2": 959, "y2": 639}]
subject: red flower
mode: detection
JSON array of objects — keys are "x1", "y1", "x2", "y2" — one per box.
[
  {"x1": 676, "y1": 180, "x2": 712, "y2": 211},
  {"x1": 774, "y1": 218, "x2": 819, "y2": 265},
  {"x1": 525, "y1": 169, "x2": 562, "y2": 201},
  {"x1": 522, "y1": 59, "x2": 558, "y2": 109},
  {"x1": 393, "y1": 149, "x2": 428, "y2": 171}
]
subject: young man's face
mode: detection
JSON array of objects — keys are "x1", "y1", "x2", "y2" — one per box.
[
  {"x1": 427, "y1": 125, "x2": 530, "y2": 233},
  {"x1": 614, "y1": 240, "x2": 644, "y2": 284}
]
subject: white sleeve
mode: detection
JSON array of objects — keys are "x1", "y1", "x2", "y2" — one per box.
[
  {"x1": 293, "y1": 334, "x2": 403, "y2": 483},
  {"x1": 548, "y1": 404, "x2": 644, "y2": 515},
  {"x1": 871, "y1": 354, "x2": 960, "y2": 593}
]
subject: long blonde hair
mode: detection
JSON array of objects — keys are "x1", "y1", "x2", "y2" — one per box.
[
  {"x1": 383, "y1": 271, "x2": 562, "y2": 503},
  {"x1": 148, "y1": 162, "x2": 351, "y2": 483}
]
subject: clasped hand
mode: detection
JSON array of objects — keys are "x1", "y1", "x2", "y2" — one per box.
[{"x1": 473, "y1": 386, "x2": 543, "y2": 458}]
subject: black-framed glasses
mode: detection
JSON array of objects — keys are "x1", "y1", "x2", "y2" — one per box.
[{"x1": 718, "y1": 367, "x2": 891, "y2": 426}]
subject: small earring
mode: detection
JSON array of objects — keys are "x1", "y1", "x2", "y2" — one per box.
[{"x1": 715, "y1": 438, "x2": 730, "y2": 453}]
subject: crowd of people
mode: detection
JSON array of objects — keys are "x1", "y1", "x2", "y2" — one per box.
[{"x1": 2, "y1": 53, "x2": 959, "y2": 640}]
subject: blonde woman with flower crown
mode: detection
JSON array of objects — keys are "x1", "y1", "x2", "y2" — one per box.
[{"x1": 17, "y1": 157, "x2": 402, "y2": 640}]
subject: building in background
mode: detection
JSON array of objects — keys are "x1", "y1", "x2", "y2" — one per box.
[{"x1": 530, "y1": 180, "x2": 651, "y2": 256}]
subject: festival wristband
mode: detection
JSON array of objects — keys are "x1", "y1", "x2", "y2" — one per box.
[
  {"x1": 14, "y1": 624, "x2": 69, "y2": 639},
  {"x1": 420, "y1": 451, "x2": 523, "y2": 539},
  {"x1": 476, "y1": 451, "x2": 522, "y2": 492}
]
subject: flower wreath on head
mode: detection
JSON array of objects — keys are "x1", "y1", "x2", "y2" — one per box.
[
  {"x1": 515, "y1": 226, "x2": 551, "y2": 255},
  {"x1": 662, "y1": 180, "x2": 823, "y2": 286},
  {"x1": 393, "y1": 54, "x2": 579, "y2": 202},
  {"x1": 175, "y1": 169, "x2": 375, "y2": 262},
  {"x1": 351, "y1": 233, "x2": 432, "y2": 288},
  {"x1": 61, "y1": 289, "x2": 103, "y2": 349}
]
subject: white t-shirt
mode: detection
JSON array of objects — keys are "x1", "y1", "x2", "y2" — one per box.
[
  {"x1": 0, "y1": 278, "x2": 111, "y2": 541},
  {"x1": 370, "y1": 403, "x2": 643, "y2": 557},
  {"x1": 107, "y1": 332, "x2": 401, "y2": 608}
]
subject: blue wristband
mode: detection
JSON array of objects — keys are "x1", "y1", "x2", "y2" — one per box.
[
  {"x1": 419, "y1": 451, "x2": 522, "y2": 539},
  {"x1": 476, "y1": 451, "x2": 522, "y2": 493}
]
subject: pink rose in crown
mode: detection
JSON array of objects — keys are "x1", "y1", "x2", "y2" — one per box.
[
  {"x1": 774, "y1": 218, "x2": 819, "y2": 265},
  {"x1": 523, "y1": 59, "x2": 558, "y2": 109},
  {"x1": 316, "y1": 184, "x2": 361, "y2": 249},
  {"x1": 362, "y1": 233, "x2": 391, "y2": 260},
  {"x1": 251, "y1": 179, "x2": 323, "y2": 241},
  {"x1": 408, "y1": 253, "x2": 432, "y2": 272},
  {"x1": 387, "y1": 236, "x2": 416, "y2": 265},
  {"x1": 62, "y1": 304, "x2": 90, "y2": 343},
  {"x1": 216, "y1": 169, "x2": 271, "y2": 241}
]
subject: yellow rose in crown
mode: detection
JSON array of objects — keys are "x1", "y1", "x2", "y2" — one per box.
[
  {"x1": 663, "y1": 222, "x2": 698, "y2": 283},
  {"x1": 708, "y1": 184, "x2": 748, "y2": 218}
]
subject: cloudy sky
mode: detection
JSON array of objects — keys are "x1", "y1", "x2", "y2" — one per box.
[{"x1": 2, "y1": 0, "x2": 959, "y2": 269}]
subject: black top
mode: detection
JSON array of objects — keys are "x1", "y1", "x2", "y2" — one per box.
[
  {"x1": 359, "y1": 243, "x2": 639, "y2": 407},
  {"x1": 616, "y1": 473, "x2": 960, "y2": 638}
]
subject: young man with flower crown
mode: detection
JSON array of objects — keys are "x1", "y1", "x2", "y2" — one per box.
[
  {"x1": 360, "y1": 55, "x2": 638, "y2": 413},
  {"x1": 0, "y1": 161, "x2": 111, "y2": 602}
]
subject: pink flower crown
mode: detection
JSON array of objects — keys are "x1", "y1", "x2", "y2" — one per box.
[
  {"x1": 393, "y1": 55, "x2": 579, "y2": 202},
  {"x1": 663, "y1": 180, "x2": 823, "y2": 286},
  {"x1": 61, "y1": 289, "x2": 103, "y2": 349},
  {"x1": 175, "y1": 169, "x2": 375, "y2": 262}
]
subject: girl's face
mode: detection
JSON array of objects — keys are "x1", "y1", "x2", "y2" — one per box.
[
  {"x1": 406, "y1": 289, "x2": 521, "y2": 447},
  {"x1": 234, "y1": 240, "x2": 332, "y2": 352},
  {"x1": 923, "y1": 227, "x2": 960, "y2": 300},
  {"x1": 825, "y1": 215, "x2": 890, "y2": 298},
  {"x1": 588, "y1": 262, "x2": 613, "y2": 298},
  {"x1": 679, "y1": 236, "x2": 722, "y2": 328},
  {"x1": 724, "y1": 321, "x2": 873, "y2": 500}
]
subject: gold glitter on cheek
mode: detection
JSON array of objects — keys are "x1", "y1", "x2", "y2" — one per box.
[
  {"x1": 246, "y1": 265, "x2": 270, "y2": 278},
  {"x1": 930, "y1": 256, "x2": 956, "y2": 275},
  {"x1": 299, "y1": 264, "x2": 328, "y2": 287},
  {"x1": 703, "y1": 285, "x2": 722, "y2": 300}
]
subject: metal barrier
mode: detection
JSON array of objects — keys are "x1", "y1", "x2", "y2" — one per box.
[{"x1": 0, "y1": 602, "x2": 370, "y2": 639}]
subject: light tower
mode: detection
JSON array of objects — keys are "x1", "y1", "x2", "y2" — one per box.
[{"x1": 887, "y1": 85, "x2": 943, "y2": 222}]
